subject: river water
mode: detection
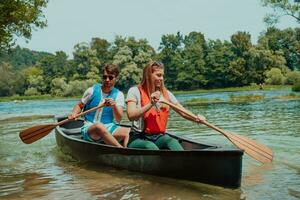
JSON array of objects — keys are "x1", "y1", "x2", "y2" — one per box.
[{"x1": 0, "y1": 90, "x2": 299, "y2": 200}]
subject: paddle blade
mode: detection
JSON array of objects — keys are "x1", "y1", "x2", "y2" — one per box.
[
  {"x1": 226, "y1": 132, "x2": 273, "y2": 164},
  {"x1": 19, "y1": 124, "x2": 57, "y2": 144}
]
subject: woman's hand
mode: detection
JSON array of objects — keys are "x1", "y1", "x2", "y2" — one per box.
[
  {"x1": 150, "y1": 91, "x2": 161, "y2": 105},
  {"x1": 195, "y1": 114, "x2": 206, "y2": 123}
]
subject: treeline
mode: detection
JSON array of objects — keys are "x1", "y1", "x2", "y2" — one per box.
[{"x1": 0, "y1": 27, "x2": 300, "y2": 97}]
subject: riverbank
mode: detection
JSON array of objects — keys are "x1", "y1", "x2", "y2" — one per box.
[
  {"x1": 0, "y1": 85, "x2": 294, "y2": 102},
  {"x1": 172, "y1": 85, "x2": 291, "y2": 95}
]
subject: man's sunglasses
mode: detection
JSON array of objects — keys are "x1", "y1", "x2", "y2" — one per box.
[{"x1": 103, "y1": 75, "x2": 115, "y2": 81}]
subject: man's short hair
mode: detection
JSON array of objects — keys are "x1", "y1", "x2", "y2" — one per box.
[{"x1": 103, "y1": 64, "x2": 120, "y2": 77}]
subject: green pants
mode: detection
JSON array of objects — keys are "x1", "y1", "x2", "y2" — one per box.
[{"x1": 128, "y1": 134, "x2": 184, "y2": 150}]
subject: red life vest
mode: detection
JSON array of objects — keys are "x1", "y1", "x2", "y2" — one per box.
[{"x1": 138, "y1": 86, "x2": 169, "y2": 134}]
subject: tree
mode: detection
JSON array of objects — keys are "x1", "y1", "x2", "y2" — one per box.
[
  {"x1": 205, "y1": 40, "x2": 238, "y2": 88},
  {"x1": 0, "y1": 62, "x2": 15, "y2": 96},
  {"x1": 90, "y1": 37, "x2": 112, "y2": 64},
  {"x1": 258, "y1": 27, "x2": 300, "y2": 70},
  {"x1": 261, "y1": 0, "x2": 300, "y2": 25},
  {"x1": 0, "y1": 0, "x2": 48, "y2": 49},
  {"x1": 158, "y1": 32, "x2": 184, "y2": 89},
  {"x1": 72, "y1": 43, "x2": 101, "y2": 79},
  {"x1": 177, "y1": 32, "x2": 207, "y2": 89}
]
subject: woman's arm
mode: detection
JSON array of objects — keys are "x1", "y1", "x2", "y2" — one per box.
[
  {"x1": 171, "y1": 102, "x2": 206, "y2": 123},
  {"x1": 126, "y1": 101, "x2": 153, "y2": 121},
  {"x1": 126, "y1": 91, "x2": 160, "y2": 121}
]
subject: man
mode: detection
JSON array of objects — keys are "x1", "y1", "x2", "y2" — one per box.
[{"x1": 68, "y1": 64, "x2": 130, "y2": 147}]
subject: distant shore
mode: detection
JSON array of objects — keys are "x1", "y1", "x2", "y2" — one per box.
[{"x1": 0, "y1": 85, "x2": 294, "y2": 103}]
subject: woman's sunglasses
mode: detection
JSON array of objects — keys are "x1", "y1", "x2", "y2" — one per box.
[
  {"x1": 103, "y1": 75, "x2": 115, "y2": 81},
  {"x1": 151, "y1": 61, "x2": 164, "y2": 67}
]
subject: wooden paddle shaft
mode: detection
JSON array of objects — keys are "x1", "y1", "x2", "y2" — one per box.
[
  {"x1": 160, "y1": 100, "x2": 231, "y2": 138},
  {"x1": 57, "y1": 103, "x2": 105, "y2": 126}
]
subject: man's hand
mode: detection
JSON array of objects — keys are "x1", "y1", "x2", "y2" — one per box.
[
  {"x1": 104, "y1": 98, "x2": 116, "y2": 107},
  {"x1": 68, "y1": 112, "x2": 78, "y2": 120}
]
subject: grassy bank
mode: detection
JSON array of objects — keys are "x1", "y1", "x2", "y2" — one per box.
[
  {"x1": 272, "y1": 93, "x2": 300, "y2": 100},
  {"x1": 0, "y1": 85, "x2": 293, "y2": 103},
  {"x1": 184, "y1": 94, "x2": 266, "y2": 106},
  {"x1": 0, "y1": 95, "x2": 80, "y2": 102},
  {"x1": 172, "y1": 85, "x2": 291, "y2": 95}
]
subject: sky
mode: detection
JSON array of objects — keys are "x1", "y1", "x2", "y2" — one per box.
[{"x1": 17, "y1": 0, "x2": 298, "y2": 57}]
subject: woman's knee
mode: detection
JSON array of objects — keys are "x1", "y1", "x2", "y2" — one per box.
[{"x1": 144, "y1": 141, "x2": 159, "y2": 150}]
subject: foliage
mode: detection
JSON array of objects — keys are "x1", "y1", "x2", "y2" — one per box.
[
  {"x1": 0, "y1": 0, "x2": 48, "y2": 49},
  {"x1": 63, "y1": 79, "x2": 96, "y2": 97},
  {"x1": 51, "y1": 77, "x2": 67, "y2": 96},
  {"x1": 117, "y1": 62, "x2": 142, "y2": 91},
  {"x1": 258, "y1": 27, "x2": 300, "y2": 70},
  {"x1": 24, "y1": 87, "x2": 40, "y2": 96},
  {"x1": 292, "y1": 81, "x2": 300, "y2": 91},
  {"x1": 0, "y1": 45, "x2": 51, "y2": 69},
  {"x1": 285, "y1": 70, "x2": 300, "y2": 84},
  {"x1": 261, "y1": 0, "x2": 300, "y2": 25},
  {"x1": 265, "y1": 67, "x2": 285, "y2": 85},
  {"x1": 1, "y1": 28, "x2": 299, "y2": 97}
]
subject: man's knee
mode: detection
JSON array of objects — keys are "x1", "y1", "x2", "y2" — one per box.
[{"x1": 93, "y1": 123, "x2": 108, "y2": 136}]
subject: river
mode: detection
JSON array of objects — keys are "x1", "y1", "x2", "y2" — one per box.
[{"x1": 0, "y1": 89, "x2": 299, "y2": 199}]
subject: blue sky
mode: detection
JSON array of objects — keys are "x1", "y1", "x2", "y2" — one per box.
[{"x1": 17, "y1": 0, "x2": 298, "y2": 57}]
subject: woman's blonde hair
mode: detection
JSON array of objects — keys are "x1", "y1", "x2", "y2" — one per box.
[{"x1": 140, "y1": 61, "x2": 169, "y2": 101}]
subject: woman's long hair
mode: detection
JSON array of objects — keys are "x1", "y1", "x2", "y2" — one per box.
[{"x1": 140, "y1": 61, "x2": 169, "y2": 102}]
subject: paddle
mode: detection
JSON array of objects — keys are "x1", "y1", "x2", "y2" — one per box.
[
  {"x1": 159, "y1": 99, "x2": 273, "y2": 164},
  {"x1": 19, "y1": 103, "x2": 105, "y2": 144}
]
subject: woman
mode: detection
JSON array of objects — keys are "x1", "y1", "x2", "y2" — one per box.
[{"x1": 126, "y1": 61, "x2": 206, "y2": 150}]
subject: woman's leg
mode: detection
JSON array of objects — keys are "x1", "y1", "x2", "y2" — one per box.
[
  {"x1": 128, "y1": 138, "x2": 159, "y2": 150},
  {"x1": 155, "y1": 134, "x2": 184, "y2": 150}
]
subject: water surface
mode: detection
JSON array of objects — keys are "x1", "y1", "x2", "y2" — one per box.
[{"x1": 0, "y1": 90, "x2": 299, "y2": 199}]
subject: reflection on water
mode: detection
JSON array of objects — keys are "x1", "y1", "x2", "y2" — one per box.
[{"x1": 0, "y1": 91, "x2": 299, "y2": 199}]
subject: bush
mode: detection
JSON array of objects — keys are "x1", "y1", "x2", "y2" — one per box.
[
  {"x1": 24, "y1": 87, "x2": 41, "y2": 96},
  {"x1": 265, "y1": 68, "x2": 284, "y2": 85},
  {"x1": 285, "y1": 71, "x2": 300, "y2": 85},
  {"x1": 292, "y1": 81, "x2": 300, "y2": 92},
  {"x1": 63, "y1": 79, "x2": 96, "y2": 97},
  {"x1": 51, "y1": 77, "x2": 67, "y2": 96}
]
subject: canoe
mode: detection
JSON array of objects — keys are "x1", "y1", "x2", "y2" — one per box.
[{"x1": 55, "y1": 117, "x2": 243, "y2": 188}]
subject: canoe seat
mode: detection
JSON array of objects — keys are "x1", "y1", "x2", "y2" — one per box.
[{"x1": 60, "y1": 127, "x2": 81, "y2": 135}]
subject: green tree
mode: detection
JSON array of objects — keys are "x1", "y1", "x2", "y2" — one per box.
[
  {"x1": 90, "y1": 37, "x2": 112, "y2": 64},
  {"x1": 177, "y1": 32, "x2": 207, "y2": 89},
  {"x1": 205, "y1": 40, "x2": 238, "y2": 87},
  {"x1": 246, "y1": 47, "x2": 287, "y2": 84},
  {"x1": 117, "y1": 62, "x2": 142, "y2": 91},
  {"x1": 158, "y1": 32, "x2": 184, "y2": 89},
  {"x1": 73, "y1": 42, "x2": 101, "y2": 79},
  {"x1": 0, "y1": 0, "x2": 48, "y2": 49},
  {"x1": 258, "y1": 27, "x2": 300, "y2": 70},
  {"x1": 0, "y1": 62, "x2": 15, "y2": 96},
  {"x1": 261, "y1": 0, "x2": 300, "y2": 25}
]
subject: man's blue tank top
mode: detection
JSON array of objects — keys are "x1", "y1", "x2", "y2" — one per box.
[{"x1": 83, "y1": 83, "x2": 119, "y2": 124}]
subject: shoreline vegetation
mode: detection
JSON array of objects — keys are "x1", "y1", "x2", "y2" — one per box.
[{"x1": 1, "y1": 85, "x2": 299, "y2": 103}]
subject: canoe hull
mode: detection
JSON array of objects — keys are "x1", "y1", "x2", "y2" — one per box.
[{"x1": 55, "y1": 119, "x2": 243, "y2": 188}]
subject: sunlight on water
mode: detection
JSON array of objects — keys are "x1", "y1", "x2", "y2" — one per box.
[{"x1": 0, "y1": 91, "x2": 299, "y2": 199}]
